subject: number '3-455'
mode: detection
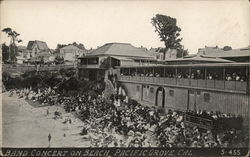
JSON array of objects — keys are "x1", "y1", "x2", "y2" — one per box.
[{"x1": 221, "y1": 149, "x2": 241, "y2": 156}]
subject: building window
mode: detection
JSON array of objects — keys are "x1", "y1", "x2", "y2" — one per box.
[
  {"x1": 35, "y1": 48, "x2": 38, "y2": 54},
  {"x1": 169, "y1": 90, "x2": 174, "y2": 96},
  {"x1": 204, "y1": 93, "x2": 210, "y2": 102},
  {"x1": 137, "y1": 86, "x2": 140, "y2": 91},
  {"x1": 150, "y1": 87, "x2": 154, "y2": 93},
  {"x1": 189, "y1": 90, "x2": 194, "y2": 94},
  {"x1": 197, "y1": 90, "x2": 201, "y2": 95},
  {"x1": 88, "y1": 57, "x2": 99, "y2": 65}
]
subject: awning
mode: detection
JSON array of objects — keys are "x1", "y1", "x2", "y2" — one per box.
[
  {"x1": 132, "y1": 57, "x2": 157, "y2": 61},
  {"x1": 164, "y1": 55, "x2": 234, "y2": 63}
]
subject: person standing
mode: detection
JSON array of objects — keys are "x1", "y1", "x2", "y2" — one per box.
[
  {"x1": 48, "y1": 133, "x2": 51, "y2": 147},
  {"x1": 46, "y1": 108, "x2": 49, "y2": 116}
]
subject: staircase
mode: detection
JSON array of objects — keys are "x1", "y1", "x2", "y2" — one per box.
[{"x1": 103, "y1": 79, "x2": 116, "y2": 99}]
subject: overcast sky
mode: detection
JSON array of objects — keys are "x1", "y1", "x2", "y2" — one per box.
[{"x1": 1, "y1": 0, "x2": 249, "y2": 53}]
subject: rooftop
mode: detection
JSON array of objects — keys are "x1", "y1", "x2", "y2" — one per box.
[
  {"x1": 27, "y1": 40, "x2": 49, "y2": 50},
  {"x1": 164, "y1": 55, "x2": 234, "y2": 63},
  {"x1": 198, "y1": 46, "x2": 250, "y2": 58},
  {"x1": 17, "y1": 46, "x2": 27, "y2": 50},
  {"x1": 86, "y1": 43, "x2": 154, "y2": 58},
  {"x1": 60, "y1": 45, "x2": 81, "y2": 50}
]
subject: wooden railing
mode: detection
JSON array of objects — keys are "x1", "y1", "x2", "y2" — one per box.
[
  {"x1": 184, "y1": 114, "x2": 214, "y2": 130},
  {"x1": 2, "y1": 64, "x2": 75, "y2": 73},
  {"x1": 38, "y1": 65, "x2": 74, "y2": 71},
  {"x1": 119, "y1": 75, "x2": 247, "y2": 92},
  {"x1": 77, "y1": 64, "x2": 100, "y2": 69}
]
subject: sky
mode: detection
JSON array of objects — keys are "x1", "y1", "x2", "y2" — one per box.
[{"x1": 0, "y1": 0, "x2": 249, "y2": 54}]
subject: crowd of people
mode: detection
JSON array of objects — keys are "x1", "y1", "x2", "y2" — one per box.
[
  {"x1": 121, "y1": 69, "x2": 246, "y2": 82},
  {"x1": 8, "y1": 86, "x2": 248, "y2": 148},
  {"x1": 225, "y1": 72, "x2": 246, "y2": 81}
]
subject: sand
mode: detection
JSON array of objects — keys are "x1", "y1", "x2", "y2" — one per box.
[{"x1": 2, "y1": 92, "x2": 91, "y2": 147}]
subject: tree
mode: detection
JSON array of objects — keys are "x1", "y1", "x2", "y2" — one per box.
[
  {"x1": 177, "y1": 48, "x2": 189, "y2": 58},
  {"x1": 54, "y1": 44, "x2": 67, "y2": 54},
  {"x1": 223, "y1": 46, "x2": 232, "y2": 51},
  {"x1": 2, "y1": 27, "x2": 22, "y2": 63},
  {"x1": 151, "y1": 14, "x2": 182, "y2": 60},
  {"x1": 1, "y1": 43, "x2": 9, "y2": 63},
  {"x1": 72, "y1": 42, "x2": 85, "y2": 50}
]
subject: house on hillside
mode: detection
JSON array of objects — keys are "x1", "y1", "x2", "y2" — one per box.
[
  {"x1": 60, "y1": 45, "x2": 86, "y2": 63},
  {"x1": 148, "y1": 48, "x2": 178, "y2": 60},
  {"x1": 197, "y1": 46, "x2": 223, "y2": 55},
  {"x1": 16, "y1": 56, "x2": 25, "y2": 64},
  {"x1": 198, "y1": 46, "x2": 250, "y2": 62},
  {"x1": 77, "y1": 42, "x2": 156, "y2": 81},
  {"x1": 26, "y1": 40, "x2": 51, "y2": 60}
]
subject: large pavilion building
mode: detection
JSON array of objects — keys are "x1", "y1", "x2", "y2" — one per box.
[
  {"x1": 77, "y1": 43, "x2": 250, "y2": 117},
  {"x1": 77, "y1": 42, "x2": 157, "y2": 81}
]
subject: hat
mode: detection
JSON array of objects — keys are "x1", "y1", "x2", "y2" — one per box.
[
  {"x1": 135, "y1": 132, "x2": 142, "y2": 136},
  {"x1": 127, "y1": 130, "x2": 134, "y2": 136}
]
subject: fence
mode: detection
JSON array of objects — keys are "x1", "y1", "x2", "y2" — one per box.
[
  {"x1": 184, "y1": 113, "x2": 214, "y2": 130},
  {"x1": 2, "y1": 64, "x2": 75, "y2": 74},
  {"x1": 119, "y1": 75, "x2": 247, "y2": 92}
]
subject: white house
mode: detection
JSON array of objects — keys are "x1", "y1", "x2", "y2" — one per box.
[
  {"x1": 60, "y1": 45, "x2": 86, "y2": 62},
  {"x1": 16, "y1": 56, "x2": 25, "y2": 64},
  {"x1": 26, "y1": 40, "x2": 51, "y2": 59}
]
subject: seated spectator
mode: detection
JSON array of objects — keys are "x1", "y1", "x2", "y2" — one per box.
[
  {"x1": 236, "y1": 74, "x2": 240, "y2": 81},
  {"x1": 226, "y1": 74, "x2": 232, "y2": 81}
]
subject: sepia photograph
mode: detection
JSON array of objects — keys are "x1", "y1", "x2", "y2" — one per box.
[{"x1": 0, "y1": 0, "x2": 249, "y2": 156}]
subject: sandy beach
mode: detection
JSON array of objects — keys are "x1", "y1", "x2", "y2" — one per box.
[{"x1": 2, "y1": 92, "x2": 90, "y2": 147}]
